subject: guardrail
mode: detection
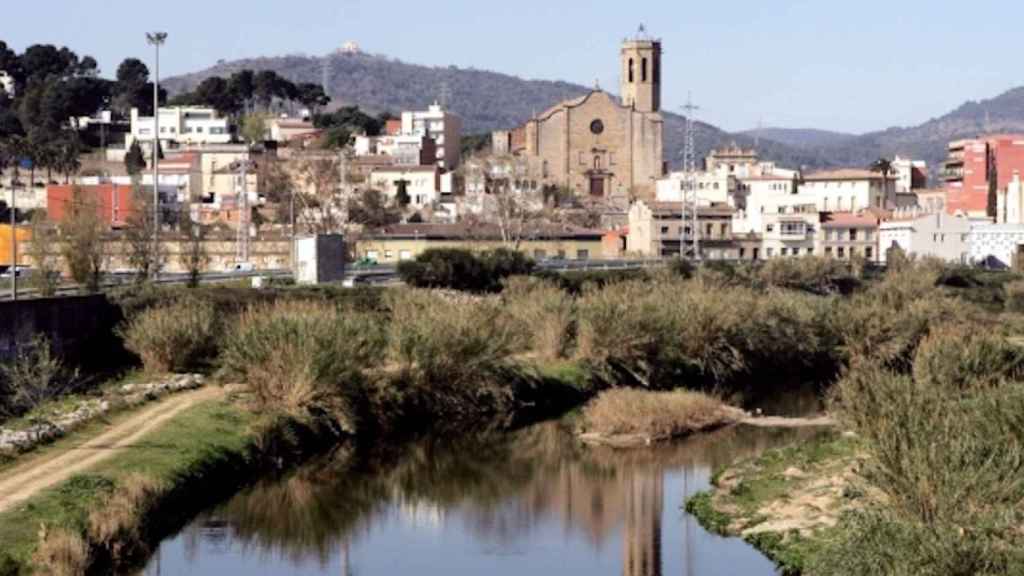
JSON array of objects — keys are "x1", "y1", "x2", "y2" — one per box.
[{"x1": 0, "y1": 269, "x2": 293, "y2": 301}]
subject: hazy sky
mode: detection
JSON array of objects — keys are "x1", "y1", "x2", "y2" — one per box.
[{"x1": 4, "y1": 0, "x2": 1022, "y2": 133}]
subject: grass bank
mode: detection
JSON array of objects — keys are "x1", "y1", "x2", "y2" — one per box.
[{"x1": 0, "y1": 395, "x2": 344, "y2": 576}]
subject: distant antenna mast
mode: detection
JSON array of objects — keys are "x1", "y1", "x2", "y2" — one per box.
[
  {"x1": 321, "y1": 56, "x2": 331, "y2": 94},
  {"x1": 755, "y1": 118, "x2": 763, "y2": 149},
  {"x1": 681, "y1": 93, "x2": 701, "y2": 261},
  {"x1": 439, "y1": 80, "x2": 451, "y2": 108}
]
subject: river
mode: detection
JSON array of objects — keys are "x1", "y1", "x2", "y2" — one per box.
[{"x1": 138, "y1": 421, "x2": 822, "y2": 575}]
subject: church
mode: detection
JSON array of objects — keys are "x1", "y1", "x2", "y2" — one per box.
[{"x1": 493, "y1": 30, "x2": 666, "y2": 200}]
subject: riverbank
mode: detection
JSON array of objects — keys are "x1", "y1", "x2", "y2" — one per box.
[
  {"x1": 685, "y1": 432, "x2": 860, "y2": 575},
  {"x1": 0, "y1": 391, "x2": 345, "y2": 576}
]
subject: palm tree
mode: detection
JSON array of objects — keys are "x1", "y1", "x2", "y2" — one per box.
[{"x1": 870, "y1": 157, "x2": 894, "y2": 208}]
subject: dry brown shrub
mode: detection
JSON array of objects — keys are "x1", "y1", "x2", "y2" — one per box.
[
  {"x1": 33, "y1": 526, "x2": 89, "y2": 576},
  {"x1": 87, "y1": 474, "x2": 163, "y2": 554},
  {"x1": 502, "y1": 277, "x2": 574, "y2": 360},
  {"x1": 580, "y1": 388, "x2": 734, "y2": 438}
]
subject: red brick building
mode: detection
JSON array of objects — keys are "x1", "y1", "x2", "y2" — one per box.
[
  {"x1": 942, "y1": 135, "x2": 1024, "y2": 218},
  {"x1": 47, "y1": 184, "x2": 137, "y2": 228}
]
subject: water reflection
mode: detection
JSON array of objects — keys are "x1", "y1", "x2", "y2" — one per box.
[{"x1": 141, "y1": 424, "x2": 820, "y2": 576}]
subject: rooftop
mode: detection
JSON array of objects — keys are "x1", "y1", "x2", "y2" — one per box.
[
  {"x1": 820, "y1": 211, "x2": 881, "y2": 229},
  {"x1": 803, "y1": 169, "x2": 889, "y2": 182},
  {"x1": 366, "y1": 222, "x2": 605, "y2": 241}
]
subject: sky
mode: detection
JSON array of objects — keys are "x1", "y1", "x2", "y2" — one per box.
[{"x1": 4, "y1": 0, "x2": 1023, "y2": 134}]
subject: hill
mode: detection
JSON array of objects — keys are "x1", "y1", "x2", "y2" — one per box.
[
  {"x1": 740, "y1": 127, "x2": 857, "y2": 150},
  {"x1": 162, "y1": 52, "x2": 832, "y2": 171}
]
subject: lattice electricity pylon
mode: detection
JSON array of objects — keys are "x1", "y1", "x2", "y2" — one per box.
[{"x1": 681, "y1": 94, "x2": 701, "y2": 260}]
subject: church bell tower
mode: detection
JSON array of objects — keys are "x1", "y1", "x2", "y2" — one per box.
[{"x1": 620, "y1": 26, "x2": 662, "y2": 113}]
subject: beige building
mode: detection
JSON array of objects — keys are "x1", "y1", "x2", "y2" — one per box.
[
  {"x1": 626, "y1": 200, "x2": 736, "y2": 259},
  {"x1": 499, "y1": 33, "x2": 665, "y2": 200},
  {"x1": 761, "y1": 202, "x2": 820, "y2": 259},
  {"x1": 357, "y1": 223, "x2": 607, "y2": 264},
  {"x1": 819, "y1": 212, "x2": 882, "y2": 262}
]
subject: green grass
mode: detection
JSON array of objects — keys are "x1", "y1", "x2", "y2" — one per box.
[
  {"x1": 0, "y1": 399, "x2": 257, "y2": 573},
  {"x1": 684, "y1": 492, "x2": 731, "y2": 535}
]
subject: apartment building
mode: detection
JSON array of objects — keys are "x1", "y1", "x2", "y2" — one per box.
[
  {"x1": 626, "y1": 200, "x2": 736, "y2": 259},
  {"x1": 368, "y1": 165, "x2": 442, "y2": 210},
  {"x1": 128, "y1": 106, "x2": 233, "y2": 151},
  {"x1": 818, "y1": 212, "x2": 882, "y2": 262},
  {"x1": 879, "y1": 210, "x2": 970, "y2": 264},
  {"x1": 942, "y1": 135, "x2": 1024, "y2": 218},
  {"x1": 761, "y1": 202, "x2": 819, "y2": 259},
  {"x1": 401, "y1": 103, "x2": 462, "y2": 169},
  {"x1": 800, "y1": 169, "x2": 896, "y2": 213},
  {"x1": 890, "y1": 156, "x2": 928, "y2": 194}
]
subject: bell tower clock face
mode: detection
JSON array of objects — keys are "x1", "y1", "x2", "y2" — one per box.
[{"x1": 590, "y1": 119, "x2": 604, "y2": 135}]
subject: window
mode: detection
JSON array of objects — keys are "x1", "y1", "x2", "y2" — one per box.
[
  {"x1": 557, "y1": 250, "x2": 566, "y2": 259},
  {"x1": 159, "y1": 127, "x2": 167, "y2": 133},
  {"x1": 139, "y1": 128, "x2": 151, "y2": 135},
  {"x1": 196, "y1": 126, "x2": 204, "y2": 133},
  {"x1": 661, "y1": 226, "x2": 669, "y2": 235},
  {"x1": 850, "y1": 230, "x2": 858, "y2": 241},
  {"x1": 825, "y1": 247, "x2": 833, "y2": 256},
  {"x1": 384, "y1": 250, "x2": 394, "y2": 260},
  {"x1": 838, "y1": 247, "x2": 846, "y2": 258},
  {"x1": 641, "y1": 57, "x2": 648, "y2": 82},
  {"x1": 753, "y1": 248, "x2": 760, "y2": 260},
  {"x1": 865, "y1": 230, "x2": 873, "y2": 241},
  {"x1": 781, "y1": 248, "x2": 789, "y2": 257},
  {"x1": 578, "y1": 152, "x2": 585, "y2": 166},
  {"x1": 767, "y1": 248, "x2": 775, "y2": 258},
  {"x1": 706, "y1": 223, "x2": 713, "y2": 236},
  {"x1": 739, "y1": 248, "x2": 746, "y2": 259},
  {"x1": 807, "y1": 248, "x2": 814, "y2": 255},
  {"x1": 628, "y1": 58, "x2": 635, "y2": 83},
  {"x1": 713, "y1": 182, "x2": 720, "y2": 190},
  {"x1": 720, "y1": 223, "x2": 728, "y2": 236},
  {"x1": 576, "y1": 249, "x2": 590, "y2": 260},
  {"x1": 594, "y1": 156, "x2": 602, "y2": 170},
  {"x1": 766, "y1": 224, "x2": 775, "y2": 233},
  {"x1": 399, "y1": 250, "x2": 413, "y2": 261},
  {"x1": 865, "y1": 247, "x2": 874, "y2": 260},
  {"x1": 367, "y1": 250, "x2": 379, "y2": 260}
]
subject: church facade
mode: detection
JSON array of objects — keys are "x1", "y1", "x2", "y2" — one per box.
[{"x1": 493, "y1": 34, "x2": 666, "y2": 200}]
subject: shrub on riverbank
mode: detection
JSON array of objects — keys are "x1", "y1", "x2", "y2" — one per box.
[
  {"x1": 220, "y1": 301, "x2": 383, "y2": 429},
  {"x1": 120, "y1": 298, "x2": 219, "y2": 373},
  {"x1": 32, "y1": 528, "x2": 89, "y2": 576},
  {"x1": 818, "y1": 328, "x2": 1024, "y2": 576},
  {"x1": 576, "y1": 277, "x2": 836, "y2": 390},
  {"x1": 386, "y1": 290, "x2": 521, "y2": 427},
  {"x1": 503, "y1": 277, "x2": 574, "y2": 360},
  {"x1": 579, "y1": 388, "x2": 735, "y2": 439}
]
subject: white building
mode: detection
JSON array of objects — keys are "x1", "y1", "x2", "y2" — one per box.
[
  {"x1": 0, "y1": 70, "x2": 14, "y2": 98},
  {"x1": 760, "y1": 202, "x2": 819, "y2": 259},
  {"x1": 968, "y1": 223, "x2": 1024, "y2": 269},
  {"x1": 890, "y1": 156, "x2": 927, "y2": 194},
  {"x1": 799, "y1": 169, "x2": 896, "y2": 212},
  {"x1": 354, "y1": 134, "x2": 435, "y2": 166},
  {"x1": 401, "y1": 103, "x2": 462, "y2": 169},
  {"x1": 996, "y1": 173, "x2": 1024, "y2": 224},
  {"x1": 128, "y1": 106, "x2": 233, "y2": 151},
  {"x1": 368, "y1": 166, "x2": 441, "y2": 210},
  {"x1": 655, "y1": 171, "x2": 732, "y2": 206},
  {"x1": 879, "y1": 210, "x2": 971, "y2": 264}
]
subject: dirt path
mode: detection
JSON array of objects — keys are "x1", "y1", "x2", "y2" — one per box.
[
  {"x1": 740, "y1": 415, "x2": 835, "y2": 428},
  {"x1": 0, "y1": 386, "x2": 224, "y2": 515}
]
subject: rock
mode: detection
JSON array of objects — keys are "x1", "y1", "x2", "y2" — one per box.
[{"x1": 783, "y1": 467, "x2": 805, "y2": 480}]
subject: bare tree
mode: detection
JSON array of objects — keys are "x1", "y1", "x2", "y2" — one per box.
[
  {"x1": 123, "y1": 184, "x2": 165, "y2": 283},
  {"x1": 294, "y1": 155, "x2": 344, "y2": 233},
  {"x1": 23, "y1": 211, "x2": 61, "y2": 297},
  {"x1": 0, "y1": 334, "x2": 72, "y2": 418},
  {"x1": 60, "y1": 186, "x2": 107, "y2": 293},
  {"x1": 179, "y1": 218, "x2": 209, "y2": 288}
]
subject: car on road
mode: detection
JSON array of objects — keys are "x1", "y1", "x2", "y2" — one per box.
[{"x1": 228, "y1": 262, "x2": 256, "y2": 273}]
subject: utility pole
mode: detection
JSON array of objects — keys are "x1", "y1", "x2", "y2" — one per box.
[
  {"x1": 146, "y1": 32, "x2": 167, "y2": 280},
  {"x1": 9, "y1": 172, "x2": 16, "y2": 301},
  {"x1": 681, "y1": 94, "x2": 701, "y2": 261},
  {"x1": 235, "y1": 159, "x2": 253, "y2": 263}
]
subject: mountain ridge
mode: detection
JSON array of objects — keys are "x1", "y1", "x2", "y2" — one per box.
[{"x1": 163, "y1": 51, "x2": 1024, "y2": 176}]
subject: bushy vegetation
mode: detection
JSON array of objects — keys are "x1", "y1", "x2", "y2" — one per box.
[
  {"x1": 220, "y1": 301, "x2": 383, "y2": 431},
  {"x1": 580, "y1": 388, "x2": 733, "y2": 439},
  {"x1": 813, "y1": 312, "x2": 1024, "y2": 575},
  {"x1": 385, "y1": 290, "x2": 522, "y2": 427},
  {"x1": 397, "y1": 248, "x2": 534, "y2": 293},
  {"x1": 502, "y1": 277, "x2": 574, "y2": 360},
  {"x1": 119, "y1": 297, "x2": 219, "y2": 373},
  {"x1": 0, "y1": 335, "x2": 74, "y2": 419},
  {"x1": 575, "y1": 275, "x2": 836, "y2": 390}
]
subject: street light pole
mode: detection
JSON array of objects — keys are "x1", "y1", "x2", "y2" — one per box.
[
  {"x1": 9, "y1": 173, "x2": 15, "y2": 301},
  {"x1": 146, "y1": 32, "x2": 167, "y2": 280}
]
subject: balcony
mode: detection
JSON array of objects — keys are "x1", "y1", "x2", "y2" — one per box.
[{"x1": 939, "y1": 168, "x2": 964, "y2": 181}]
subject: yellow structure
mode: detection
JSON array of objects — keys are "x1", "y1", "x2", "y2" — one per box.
[
  {"x1": 357, "y1": 223, "x2": 607, "y2": 264},
  {"x1": 0, "y1": 224, "x2": 32, "y2": 266}
]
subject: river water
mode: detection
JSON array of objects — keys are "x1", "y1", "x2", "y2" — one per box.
[{"x1": 139, "y1": 422, "x2": 821, "y2": 576}]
